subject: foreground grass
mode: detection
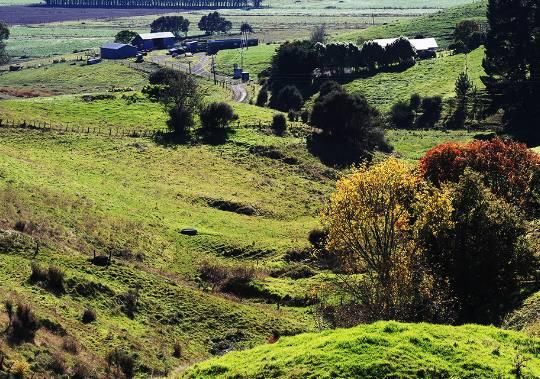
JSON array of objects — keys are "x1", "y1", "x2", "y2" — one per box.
[
  {"x1": 181, "y1": 321, "x2": 540, "y2": 379},
  {"x1": 344, "y1": 47, "x2": 485, "y2": 112}
]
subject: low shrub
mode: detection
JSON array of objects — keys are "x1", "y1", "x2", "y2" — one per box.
[
  {"x1": 62, "y1": 336, "x2": 79, "y2": 354},
  {"x1": 71, "y1": 360, "x2": 94, "y2": 379},
  {"x1": 9, "y1": 303, "x2": 39, "y2": 343},
  {"x1": 173, "y1": 341, "x2": 182, "y2": 358},
  {"x1": 30, "y1": 262, "x2": 47, "y2": 283},
  {"x1": 30, "y1": 263, "x2": 65, "y2": 293},
  {"x1": 120, "y1": 290, "x2": 139, "y2": 319},
  {"x1": 46, "y1": 265, "x2": 65, "y2": 293},
  {"x1": 11, "y1": 360, "x2": 30, "y2": 379},
  {"x1": 81, "y1": 307, "x2": 96, "y2": 324},
  {"x1": 198, "y1": 261, "x2": 258, "y2": 296},
  {"x1": 106, "y1": 349, "x2": 136, "y2": 379},
  {"x1": 271, "y1": 114, "x2": 287, "y2": 136}
]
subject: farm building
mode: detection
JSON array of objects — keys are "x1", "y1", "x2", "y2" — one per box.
[
  {"x1": 100, "y1": 43, "x2": 138, "y2": 59},
  {"x1": 207, "y1": 38, "x2": 258, "y2": 55},
  {"x1": 133, "y1": 32, "x2": 175, "y2": 51},
  {"x1": 373, "y1": 37, "x2": 438, "y2": 58}
]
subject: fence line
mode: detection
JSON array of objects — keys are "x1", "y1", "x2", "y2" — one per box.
[
  {"x1": 0, "y1": 118, "x2": 310, "y2": 139},
  {"x1": 0, "y1": 118, "x2": 169, "y2": 139}
]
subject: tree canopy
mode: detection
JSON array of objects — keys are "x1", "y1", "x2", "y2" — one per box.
[
  {"x1": 114, "y1": 30, "x2": 138, "y2": 44},
  {"x1": 0, "y1": 22, "x2": 10, "y2": 65},
  {"x1": 151, "y1": 16, "x2": 190, "y2": 38},
  {"x1": 482, "y1": 0, "x2": 540, "y2": 144},
  {"x1": 198, "y1": 12, "x2": 232, "y2": 35}
]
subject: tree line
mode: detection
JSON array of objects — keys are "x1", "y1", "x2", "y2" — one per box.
[{"x1": 115, "y1": 12, "x2": 246, "y2": 44}]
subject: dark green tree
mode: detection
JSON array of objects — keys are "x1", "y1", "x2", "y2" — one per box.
[
  {"x1": 482, "y1": 0, "x2": 540, "y2": 144},
  {"x1": 198, "y1": 12, "x2": 232, "y2": 35},
  {"x1": 240, "y1": 22, "x2": 254, "y2": 33},
  {"x1": 271, "y1": 85, "x2": 304, "y2": 112},
  {"x1": 114, "y1": 30, "x2": 138, "y2": 44},
  {"x1": 143, "y1": 68, "x2": 202, "y2": 136},
  {"x1": 450, "y1": 71, "x2": 474, "y2": 129},
  {"x1": 390, "y1": 101, "x2": 415, "y2": 129},
  {"x1": 151, "y1": 16, "x2": 190, "y2": 38},
  {"x1": 0, "y1": 22, "x2": 10, "y2": 65},
  {"x1": 418, "y1": 170, "x2": 535, "y2": 324},
  {"x1": 269, "y1": 41, "x2": 318, "y2": 95}
]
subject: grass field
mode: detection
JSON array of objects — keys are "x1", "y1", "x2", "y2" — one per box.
[
  {"x1": 345, "y1": 47, "x2": 485, "y2": 112},
  {"x1": 4, "y1": 0, "x2": 480, "y2": 58},
  {"x1": 215, "y1": 44, "x2": 278, "y2": 78},
  {"x1": 3, "y1": 5, "x2": 532, "y2": 375},
  {"x1": 337, "y1": 1, "x2": 487, "y2": 47},
  {"x1": 181, "y1": 321, "x2": 540, "y2": 378}
]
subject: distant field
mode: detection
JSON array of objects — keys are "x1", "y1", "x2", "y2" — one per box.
[
  {"x1": 337, "y1": 0, "x2": 487, "y2": 47},
  {"x1": 345, "y1": 47, "x2": 485, "y2": 112},
  {"x1": 215, "y1": 44, "x2": 277, "y2": 78},
  {"x1": 3, "y1": 0, "x2": 479, "y2": 57}
]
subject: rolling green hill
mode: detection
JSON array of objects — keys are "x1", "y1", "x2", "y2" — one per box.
[
  {"x1": 181, "y1": 321, "x2": 540, "y2": 379},
  {"x1": 345, "y1": 47, "x2": 485, "y2": 112},
  {"x1": 337, "y1": 1, "x2": 488, "y2": 48}
]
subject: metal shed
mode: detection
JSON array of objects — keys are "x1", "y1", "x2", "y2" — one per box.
[
  {"x1": 100, "y1": 43, "x2": 138, "y2": 59},
  {"x1": 133, "y1": 32, "x2": 176, "y2": 51}
]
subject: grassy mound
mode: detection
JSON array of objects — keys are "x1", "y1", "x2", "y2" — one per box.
[
  {"x1": 182, "y1": 321, "x2": 540, "y2": 379},
  {"x1": 337, "y1": 1, "x2": 488, "y2": 48}
]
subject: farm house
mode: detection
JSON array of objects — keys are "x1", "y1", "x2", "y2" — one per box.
[
  {"x1": 100, "y1": 43, "x2": 138, "y2": 59},
  {"x1": 133, "y1": 32, "x2": 175, "y2": 51},
  {"x1": 373, "y1": 37, "x2": 438, "y2": 58}
]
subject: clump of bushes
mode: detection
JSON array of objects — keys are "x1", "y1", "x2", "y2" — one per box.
[
  {"x1": 389, "y1": 93, "x2": 442, "y2": 129},
  {"x1": 5, "y1": 302, "x2": 40, "y2": 343},
  {"x1": 30, "y1": 263, "x2": 65, "y2": 293},
  {"x1": 199, "y1": 102, "x2": 238, "y2": 144},
  {"x1": 198, "y1": 261, "x2": 258, "y2": 296},
  {"x1": 81, "y1": 307, "x2": 97, "y2": 324},
  {"x1": 271, "y1": 114, "x2": 287, "y2": 136},
  {"x1": 106, "y1": 349, "x2": 136, "y2": 379}
]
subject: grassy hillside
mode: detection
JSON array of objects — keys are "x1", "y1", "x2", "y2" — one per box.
[
  {"x1": 337, "y1": 1, "x2": 487, "y2": 48},
  {"x1": 181, "y1": 321, "x2": 540, "y2": 379},
  {"x1": 0, "y1": 61, "x2": 147, "y2": 95},
  {"x1": 215, "y1": 44, "x2": 278, "y2": 79},
  {"x1": 504, "y1": 291, "x2": 540, "y2": 337},
  {"x1": 0, "y1": 51, "x2": 491, "y2": 377},
  {"x1": 345, "y1": 47, "x2": 485, "y2": 112}
]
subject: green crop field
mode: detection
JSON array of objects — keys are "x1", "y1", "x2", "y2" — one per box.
[{"x1": 181, "y1": 321, "x2": 540, "y2": 378}]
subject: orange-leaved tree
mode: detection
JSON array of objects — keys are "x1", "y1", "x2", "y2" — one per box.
[
  {"x1": 420, "y1": 138, "x2": 540, "y2": 215},
  {"x1": 322, "y1": 158, "x2": 453, "y2": 321}
]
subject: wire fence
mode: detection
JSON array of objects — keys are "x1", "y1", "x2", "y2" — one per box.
[
  {"x1": 0, "y1": 118, "x2": 169, "y2": 138},
  {"x1": 0, "y1": 117, "x2": 311, "y2": 139}
]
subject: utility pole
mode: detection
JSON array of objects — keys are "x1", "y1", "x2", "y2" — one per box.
[
  {"x1": 211, "y1": 54, "x2": 217, "y2": 84},
  {"x1": 188, "y1": 61, "x2": 192, "y2": 74}
]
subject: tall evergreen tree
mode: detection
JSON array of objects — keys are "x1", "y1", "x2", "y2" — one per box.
[{"x1": 482, "y1": 0, "x2": 540, "y2": 144}]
